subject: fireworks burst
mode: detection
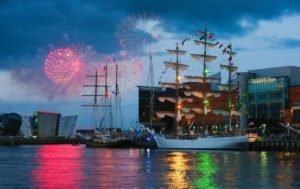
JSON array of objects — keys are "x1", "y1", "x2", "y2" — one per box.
[
  {"x1": 98, "y1": 55, "x2": 143, "y2": 94},
  {"x1": 44, "y1": 47, "x2": 84, "y2": 85},
  {"x1": 115, "y1": 13, "x2": 161, "y2": 51}
]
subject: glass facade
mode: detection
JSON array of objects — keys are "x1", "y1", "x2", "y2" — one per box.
[
  {"x1": 138, "y1": 86, "x2": 175, "y2": 130},
  {"x1": 247, "y1": 77, "x2": 289, "y2": 122}
]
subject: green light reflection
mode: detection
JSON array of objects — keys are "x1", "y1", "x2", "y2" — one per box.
[{"x1": 194, "y1": 153, "x2": 219, "y2": 189}]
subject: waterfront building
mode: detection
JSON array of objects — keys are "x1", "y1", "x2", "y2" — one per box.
[
  {"x1": 19, "y1": 111, "x2": 77, "y2": 138},
  {"x1": 238, "y1": 66, "x2": 300, "y2": 129}
]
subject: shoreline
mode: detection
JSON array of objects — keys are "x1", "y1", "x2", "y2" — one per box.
[{"x1": 1, "y1": 138, "x2": 300, "y2": 151}]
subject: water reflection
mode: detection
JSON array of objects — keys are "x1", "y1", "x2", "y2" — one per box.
[
  {"x1": 90, "y1": 148, "x2": 143, "y2": 188},
  {"x1": 1, "y1": 145, "x2": 300, "y2": 188},
  {"x1": 163, "y1": 151, "x2": 193, "y2": 189},
  {"x1": 32, "y1": 145, "x2": 85, "y2": 189},
  {"x1": 275, "y1": 152, "x2": 298, "y2": 188},
  {"x1": 195, "y1": 153, "x2": 219, "y2": 189}
]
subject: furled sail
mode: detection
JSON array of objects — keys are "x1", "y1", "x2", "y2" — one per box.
[
  {"x1": 218, "y1": 84, "x2": 239, "y2": 91},
  {"x1": 190, "y1": 54, "x2": 217, "y2": 62},
  {"x1": 213, "y1": 110, "x2": 241, "y2": 116},
  {"x1": 183, "y1": 108, "x2": 211, "y2": 114},
  {"x1": 158, "y1": 97, "x2": 193, "y2": 103},
  {"x1": 220, "y1": 64, "x2": 238, "y2": 72},
  {"x1": 212, "y1": 110, "x2": 228, "y2": 116},
  {"x1": 184, "y1": 91, "x2": 203, "y2": 98},
  {"x1": 185, "y1": 114, "x2": 195, "y2": 119},
  {"x1": 156, "y1": 111, "x2": 176, "y2": 118},
  {"x1": 194, "y1": 40, "x2": 218, "y2": 47},
  {"x1": 159, "y1": 82, "x2": 191, "y2": 89},
  {"x1": 185, "y1": 76, "x2": 220, "y2": 83},
  {"x1": 156, "y1": 111, "x2": 195, "y2": 120},
  {"x1": 184, "y1": 91, "x2": 220, "y2": 98},
  {"x1": 158, "y1": 97, "x2": 176, "y2": 103},
  {"x1": 206, "y1": 92, "x2": 221, "y2": 98},
  {"x1": 164, "y1": 61, "x2": 189, "y2": 70},
  {"x1": 167, "y1": 49, "x2": 187, "y2": 55}
]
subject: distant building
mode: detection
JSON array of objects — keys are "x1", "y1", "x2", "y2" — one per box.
[
  {"x1": 33, "y1": 111, "x2": 60, "y2": 137},
  {"x1": 19, "y1": 111, "x2": 77, "y2": 138},
  {"x1": 138, "y1": 86, "x2": 175, "y2": 132},
  {"x1": 0, "y1": 113, "x2": 22, "y2": 136}
]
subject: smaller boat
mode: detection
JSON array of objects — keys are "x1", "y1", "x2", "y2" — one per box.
[
  {"x1": 85, "y1": 138, "x2": 127, "y2": 148},
  {"x1": 82, "y1": 62, "x2": 131, "y2": 148},
  {"x1": 85, "y1": 129, "x2": 132, "y2": 148}
]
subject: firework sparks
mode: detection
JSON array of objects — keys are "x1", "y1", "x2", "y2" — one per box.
[
  {"x1": 115, "y1": 13, "x2": 161, "y2": 51},
  {"x1": 98, "y1": 55, "x2": 143, "y2": 94},
  {"x1": 44, "y1": 48, "x2": 83, "y2": 85}
]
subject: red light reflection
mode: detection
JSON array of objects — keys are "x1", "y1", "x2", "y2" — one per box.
[{"x1": 31, "y1": 145, "x2": 85, "y2": 189}]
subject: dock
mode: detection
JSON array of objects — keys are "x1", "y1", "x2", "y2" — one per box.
[{"x1": 249, "y1": 140, "x2": 300, "y2": 151}]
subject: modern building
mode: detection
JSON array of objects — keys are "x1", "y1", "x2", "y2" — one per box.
[
  {"x1": 19, "y1": 111, "x2": 77, "y2": 138},
  {"x1": 0, "y1": 113, "x2": 22, "y2": 136},
  {"x1": 238, "y1": 66, "x2": 300, "y2": 128},
  {"x1": 138, "y1": 86, "x2": 175, "y2": 131}
]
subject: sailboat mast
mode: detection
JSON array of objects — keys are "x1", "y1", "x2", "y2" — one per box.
[
  {"x1": 203, "y1": 27, "x2": 208, "y2": 114},
  {"x1": 147, "y1": 44, "x2": 155, "y2": 129},
  {"x1": 175, "y1": 43, "x2": 180, "y2": 133},
  {"x1": 82, "y1": 69, "x2": 105, "y2": 137},
  {"x1": 94, "y1": 71, "x2": 98, "y2": 106},
  {"x1": 104, "y1": 65, "x2": 109, "y2": 128},
  {"x1": 115, "y1": 59, "x2": 119, "y2": 128},
  {"x1": 93, "y1": 71, "x2": 98, "y2": 136},
  {"x1": 228, "y1": 45, "x2": 233, "y2": 131}
]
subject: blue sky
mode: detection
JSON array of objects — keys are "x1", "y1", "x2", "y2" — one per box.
[{"x1": 1, "y1": 0, "x2": 300, "y2": 129}]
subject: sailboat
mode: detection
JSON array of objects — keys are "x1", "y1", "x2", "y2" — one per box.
[
  {"x1": 147, "y1": 27, "x2": 248, "y2": 150},
  {"x1": 82, "y1": 62, "x2": 129, "y2": 147}
]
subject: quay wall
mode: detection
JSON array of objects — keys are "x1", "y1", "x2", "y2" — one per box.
[{"x1": 249, "y1": 140, "x2": 300, "y2": 151}]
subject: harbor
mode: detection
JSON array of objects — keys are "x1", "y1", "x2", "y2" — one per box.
[{"x1": 2, "y1": 0, "x2": 300, "y2": 188}]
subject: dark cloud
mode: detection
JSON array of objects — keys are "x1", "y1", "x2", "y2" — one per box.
[
  {"x1": 111, "y1": 0, "x2": 300, "y2": 36},
  {"x1": 275, "y1": 38, "x2": 300, "y2": 48},
  {"x1": 1, "y1": 0, "x2": 300, "y2": 69}
]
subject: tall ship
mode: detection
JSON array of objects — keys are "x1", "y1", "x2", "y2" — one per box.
[{"x1": 147, "y1": 27, "x2": 248, "y2": 149}]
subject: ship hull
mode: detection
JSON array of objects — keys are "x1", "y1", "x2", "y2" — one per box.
[
  {"x1": 85, "y1": 138, "x2": 132, "y2": 148},
  {"x1": 153, "y1": 135, "x2": 249, "y2": 150}
]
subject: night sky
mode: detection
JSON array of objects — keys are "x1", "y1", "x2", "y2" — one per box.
[{"x1": 1, "y1": 0, "x2": 300, "y2": 129}]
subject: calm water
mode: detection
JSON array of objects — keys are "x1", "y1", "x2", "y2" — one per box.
[{"x1": 0, "y1": 145, "x2": 300, "y2": 189}]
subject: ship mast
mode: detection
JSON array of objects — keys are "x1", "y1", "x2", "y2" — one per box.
[
  {"x1": 186, "y1": 26, "x2": 219, "y2": 132},
  {"x1": 156, "y1": 44, "x2": 189, "y2": 134},
  {"x1": 82, "y1": 66, "x2": 111, "y2": 136},
  {"x1": 175, "y1": 43, "x2": 180, "y2": 133},
  {"x1": 113, "y1": 59, "x2": 124, "y2": 129},
  {"x1": 219, "y1": 44, "x2": 238, "y2": 131},
  {"x1": 202, "y1": 27, "x2": 208, "y2": 115},
  {"x1": 147, "y1": 44, "x2": 155, "y2": 129}
]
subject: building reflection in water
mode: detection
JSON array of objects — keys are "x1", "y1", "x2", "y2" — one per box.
[
  {"x1": 31, "y1": 145, "x2": 85, "y2": 189},
  {"x1": 163, "y1": 151, "x2": 193, "y2": 189},
  {"x1": 195, "y1": 153, "x2": 219, "y2": 189}
]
